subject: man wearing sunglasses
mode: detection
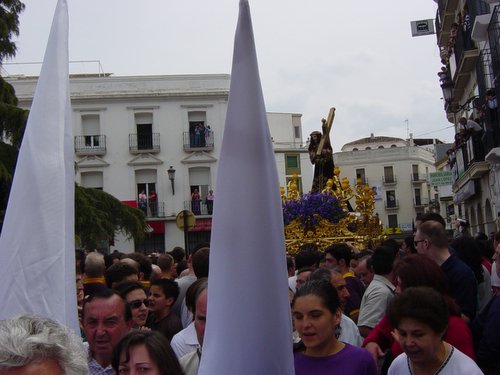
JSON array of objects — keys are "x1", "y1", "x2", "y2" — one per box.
[{"x1": 117, "y1": 282, "x2": 149, "y2": 329}]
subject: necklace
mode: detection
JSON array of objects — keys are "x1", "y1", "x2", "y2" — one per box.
[{"x1": 407, "y1": 344, "x2": 453, "y2": 375}]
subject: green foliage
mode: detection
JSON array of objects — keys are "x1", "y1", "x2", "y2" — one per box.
[
  {"x1": 0, "y1": 76, "x2": 28, "y2": 147},
  {"x1": 0, "y1": 0, "x2": 25, "y2": 63},
  {"x1": 75, "y1": 185, "x2": 146, "y2": 250},
  {"x1": 0, "y1": 141, "x2": 17, "y2": 227}
]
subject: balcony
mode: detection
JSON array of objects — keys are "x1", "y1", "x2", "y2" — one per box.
[
  {"x1": 137, "y1": 201, "x2": 166, "y2": 218},
  {"x1": 451, "y1": 139, "x2": 490, "y2": 190},
  {"x1": 75, "y1": 135, "x2": 106, "y2": 156},
  {"x1": 411, "y1": 173, "x2": 427, "y2": 184},
  {"x1": 183, "y1": 131, "x2": 214, "y2": 152},
  {"x1": 184, "y1": 200, "x2": 213, "y2": 216},
  {"x1": 384, "y1": 199, "x2": 399, "y2": 210},
  {"x1": 436, "y1": 0, "x2": 458, "y2": 47},
  {"x1": 129, "y1": 133, "x2": 160, "y2": 154},
  {"x1": 382, "y1": 175, "x2": 397, "y2": 186},
  {"x1": 414, "y1": 198, "x2": 429, "y2": 208}
]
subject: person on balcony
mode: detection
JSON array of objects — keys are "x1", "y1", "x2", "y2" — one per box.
[
  {"x1": 149, "y1": 190, "x2": 158, "y2": 217},
  {"x1": 205, "y1": 190, "x2": 214, "y2": 215},
  {"x1": 458, "y1": 117, "x2": 484, "y2": 161},
  {"x1": 138, "y1": 190, "x2": 147, "y2": 214},
  {"x1": 191, "y1": 189, "x2": 201, "y2": 215}
]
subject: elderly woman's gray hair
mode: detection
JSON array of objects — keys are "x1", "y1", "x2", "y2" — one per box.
[{"x1": 0, "y1": 314, "x2": 88, "y2": 374}]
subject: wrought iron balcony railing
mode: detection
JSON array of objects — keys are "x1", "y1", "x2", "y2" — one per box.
[
  {"x1": 75, "y1": 135, "x2": 106, "y2": 155},
  {"x1": 129, "y1": 133, "x2": 160, "y2": 153}
]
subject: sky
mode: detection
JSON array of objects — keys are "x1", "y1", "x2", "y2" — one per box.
[{"x1": 3, "y1": 0, "x2": 451, "y2": 151}]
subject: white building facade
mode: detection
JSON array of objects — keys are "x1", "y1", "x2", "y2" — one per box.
[
  {"x1": 335, "y1": 134, "x2": 438, "y2": 234},
  {"x1": 8, "y1": 74, "x2": 311, "y2": 253}
]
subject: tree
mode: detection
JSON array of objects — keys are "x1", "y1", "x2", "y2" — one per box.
[
  {"x1": 75, "y1": 185, "x2": 146, "y2": 250},
  {"x1": 0, "y1": 0, "x2": 25, "y2": 63},
  {"x1": 0, "y1": 0, "x2": 27, "y2": 229}
]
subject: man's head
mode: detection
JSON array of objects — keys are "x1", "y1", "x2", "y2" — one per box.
[
  {"x1": 324, "y1": 243, "x2": 352, "y2": 272},
  {"x1": 84, "y1": 251, "x2": 105, "y2": 277},
  {"x1": 149, "y1": 279, "x2": 180, "y2": 318},
  {"x1": 105, "y1": 262, "x2": 138, "y2": 288},
  {"x1": 123, "y1": 253, "x2": 153, "y2": 281},
  {"x1": 82, "y1": 289, "x2": 132, "y2": 367},
  {"x1": 295, "y1": 244, "x2": 321, "y2": 270},
  {"x1": 185, "y1": 278, "x2": 209, "y2": 347},
  {"x1": 310, "y1": 268, "x2": 350, "y2": 309},
  {"x1": 157, "y1": 254, "x2": 174, "y2": 274},
  {"x1": 371, "y1": 246, "x2": 397, "y2": 276},
  {"x1": 356, "y1": 256, "x2": 374, "y2": 286},
  {"x1": 459, "y1": 116, "x2": 468, "y2": 126},
  {"x1": 0, "y1": 314, "x2": 88, "y2": 375},
  {"x1": 192, "y1": 247, "x2": 210, "y2": 278},
  {"x1": 194, "y1": 288, "x2": 208, "y2": 347},
  {"x1": 415, "y1": 212, "x2": 446, "y2": 230},
  {"x1": 296, "y1": 267, "x2": 314, "y2": 290},
  {"x1": 169, "y1": 246, "x2": 186, "y2": 263},
  {"x1": 415, "y1": 220, "x2": 449, "y2": 256}
]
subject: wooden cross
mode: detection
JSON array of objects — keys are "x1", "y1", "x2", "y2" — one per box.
[{"x1": 316, "y1": 107, "x2": 336, "y2": 156}]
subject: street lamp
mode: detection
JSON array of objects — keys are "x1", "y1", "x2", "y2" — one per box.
[{"x1": 167, "y1": 166, "x2": 176, "y2": 195}]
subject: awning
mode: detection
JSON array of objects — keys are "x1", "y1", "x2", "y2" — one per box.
[{"x1": 191, "y1": 218, "x2": 212, "y2": 232}]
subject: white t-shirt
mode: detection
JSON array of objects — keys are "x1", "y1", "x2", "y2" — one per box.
[
  {"x1": 388, "y1": 345, "x2": 483, "y2": 375},
  {"x1": 339, "y1": 314, "x2": 362, "y2": 347}
]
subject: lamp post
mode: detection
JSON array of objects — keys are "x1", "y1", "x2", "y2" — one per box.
[{"x1": 167, "y1": 166, "x2": 176, "y2": 195}]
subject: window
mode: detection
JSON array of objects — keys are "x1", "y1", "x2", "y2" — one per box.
[
  {"x1": 81, "y1": 172, "x2": 103, "y2": 190},
  {"x1": 415, "y1": 188, "x2": 421, "y2": 206},
  {"x1": 188, "y1": 111, "x2": 208, "y2": 148},
  {"x1": 136, "y1": 169, "x2": 158, "y2": 217},
  {"x1": 82, "y1": 114, "x2": 101, "y2": 147},
  {"x1": 135, "y1": 113, "x2": 153, "y2": 150},
  {"x1": 388, "y1": 214, "x2": 398, "y2": 228},
  {"x1": 189, "y1": 167, "x2": 211, "y2": 215},
  {"x1": 285, "y1": 154, "x2": 300, "y2": 175},
  {"x1": 412, "y1": 165, "x2": 419, "y2": 180},
  {"x1": 386, "y1": 190, "x2": 396, "y2": 208},
  {"x1": 294, "y1": 126, "x2": 301, "y2": 139},
  {"x1": 384, "y1": 166, "x2": 394, "y2": 183},
  {"x1": 355, "y1": 168, "x2": 366, "y2": 184}
]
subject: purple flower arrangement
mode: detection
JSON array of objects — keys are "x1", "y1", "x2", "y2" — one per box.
[{"x1": 283, "y1": 193, "x2": 346, "y2": 228}]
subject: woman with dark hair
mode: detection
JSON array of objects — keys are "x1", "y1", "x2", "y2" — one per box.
[
  {"x1": 387, "y1": 287, "x2": 482, "y2": 375},
  {"x1": 451, "y1": 236, "x2": 492, "y2": 313},
  {"x1": 292, "y1": 280, "x2": 376, "y2": 375},
  {"x1": 363, "y1": 254, "x2": 475, "y2": 372},
  {"x1": 112, "y1": 330, "x2": 185, "y2": 375}
]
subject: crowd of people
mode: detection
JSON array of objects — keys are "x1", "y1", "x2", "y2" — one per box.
[{"x1": 1, "y1": 212, "x2": 499, "y2": 374}]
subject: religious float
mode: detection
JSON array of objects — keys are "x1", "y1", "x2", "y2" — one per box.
[{"x1": 282, "y1": 108, "x2": 384, "y2": 255}]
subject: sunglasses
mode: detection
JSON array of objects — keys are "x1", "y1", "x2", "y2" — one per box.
[{"x1": 128, "y1": 299, "x2": 150, "y2": 309}]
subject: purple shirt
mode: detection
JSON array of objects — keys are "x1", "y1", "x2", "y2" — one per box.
[{"x1": 294, "y1": 343, "x2": 377, "y2": 375}]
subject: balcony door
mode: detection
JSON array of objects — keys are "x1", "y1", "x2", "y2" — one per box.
[
  {"x1": 135, "y1": 113, "x2": 153, "y2": 150},
  {"x1": 82, "y1": 114, "x2": 100, "y2": 147}
]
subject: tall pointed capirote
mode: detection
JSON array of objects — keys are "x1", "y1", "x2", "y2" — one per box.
[
  {"x1": 198, "y1": 1, "x2": 294, "y2": 374},
  {"x1": 0, "y1": 0, "x2": 78, "y2": 333}
]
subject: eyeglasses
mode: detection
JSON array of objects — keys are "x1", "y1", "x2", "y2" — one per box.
[
  {"x1": 414, "y1": 239, "x2": 426, "y2": 247},
  {"x1": 128, "y1": 299, "x2": 149, "y2": 309}
]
